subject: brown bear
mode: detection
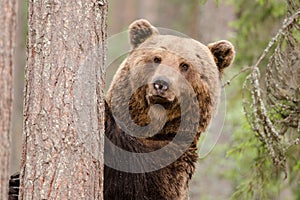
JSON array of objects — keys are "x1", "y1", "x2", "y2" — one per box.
[
  {"x1": 104, "y1": 19, "x2": 235, "y2": 200},
  {"x1": 8, "y1": 19, "x2": 234, "y2": 200}
]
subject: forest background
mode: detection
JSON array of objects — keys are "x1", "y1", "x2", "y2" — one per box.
[{"x1": 9, "y1": 0, "x2": 299, "y2": 199}]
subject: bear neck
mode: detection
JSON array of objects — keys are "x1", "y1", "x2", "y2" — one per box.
[{"x1": 128, "y1": 92, "x2": 202, "y2": 145}]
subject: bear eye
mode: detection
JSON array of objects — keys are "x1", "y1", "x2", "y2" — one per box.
[
  {"x1": 180, "y1": 62, "x2": 189, "y2": 71},
  {"x1": 153, "y1": 56, "x2": 162, "y2": 64}
]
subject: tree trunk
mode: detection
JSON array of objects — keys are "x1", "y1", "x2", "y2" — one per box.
[
  {"x1": 20, "y1": 0, "x2": 107, "y2": 199},
  {"x1": 0, "y1": 0, "x2": 17, "y2": 199}
]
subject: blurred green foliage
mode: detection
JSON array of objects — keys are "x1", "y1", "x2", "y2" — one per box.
[
  {"x1": 228, "y1": 0, "x2": 286, "y2": 66},
  {"x1": 223, "y1": 0, "x2": 300, "y2": 199}
]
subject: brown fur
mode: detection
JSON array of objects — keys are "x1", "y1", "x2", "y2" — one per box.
[{"x1": 104, "y1": 19, "x2": 235, "y2": 200}]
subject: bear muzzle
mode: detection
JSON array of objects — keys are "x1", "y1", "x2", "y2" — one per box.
[
  {"x1": 146, "y1": 76, "x2": 177, "y2": 106},
  {"x1": 153, "y1": 76, "x2": 170, "y2": 93}
]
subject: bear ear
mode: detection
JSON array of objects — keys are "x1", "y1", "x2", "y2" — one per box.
[
  {"x1": 208, "y1": 40, "x2": 235, "y2": 73},
  {"x1": 129, "y1": 19, "x2": 159, "y2": 49}
]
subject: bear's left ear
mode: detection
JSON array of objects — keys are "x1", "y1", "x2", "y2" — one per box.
[
  {"x1": 129, "y1": 19, "x2": 159, "y2": 49},
  {"x1": 208, "y1": 40, "x2": 235, "y2": 73}
]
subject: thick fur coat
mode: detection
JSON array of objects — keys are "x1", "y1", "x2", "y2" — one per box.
[{"x1": 104, "y1": 19, "x2": 235, "y2": 200}]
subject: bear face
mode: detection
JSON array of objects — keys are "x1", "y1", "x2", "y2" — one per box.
[{"x1": 107, "y1": 19, "x2": 235, "y2": 141}]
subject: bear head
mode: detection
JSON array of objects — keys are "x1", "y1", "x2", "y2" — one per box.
[{"x1": 107, "y1": 19, "x2": 235, "y2": 142}]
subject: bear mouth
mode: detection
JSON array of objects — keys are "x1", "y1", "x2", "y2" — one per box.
[
  {"x1": 146, "y1": 93, "x2": 176, "y2": 108},
  {"x1": 150, "y1": 94, "x2": 169, "y2": 103}
]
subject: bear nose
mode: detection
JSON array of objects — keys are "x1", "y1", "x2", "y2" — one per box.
[{"x1": 153, "y1": 76, "x2": 170, "y2": 92}]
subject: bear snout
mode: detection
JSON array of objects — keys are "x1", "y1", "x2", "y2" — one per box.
[
  {"x1": 153, "y1": 76, "x2": 170, "y2": 93},
  {"x1": 146, "y1": 76, "x2": 177, "y2": 105}
]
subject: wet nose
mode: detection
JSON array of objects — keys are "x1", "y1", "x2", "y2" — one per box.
[{"x1": 153, "y1": 76, "x2": 170, "y2": 92}]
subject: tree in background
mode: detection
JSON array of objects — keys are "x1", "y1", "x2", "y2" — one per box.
[
  {"x1": 0, "y1": 0, "x2": 18, "y2": 198},
  {"x1": 19, "y1": 0, "x2": 107, "y2": 198}
]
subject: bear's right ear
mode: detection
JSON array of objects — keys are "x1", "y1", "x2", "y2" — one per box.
[{"x1": 129, "y1": 19, "x2": 159, "y2": 49}]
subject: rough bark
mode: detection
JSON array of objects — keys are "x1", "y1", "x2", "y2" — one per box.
[
  {"x1": 20, "y1": 0, "x2": 107, "y2": 199},
  {"x1": 0, "y1": 0, "x2": 17, "y2": 199}
]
